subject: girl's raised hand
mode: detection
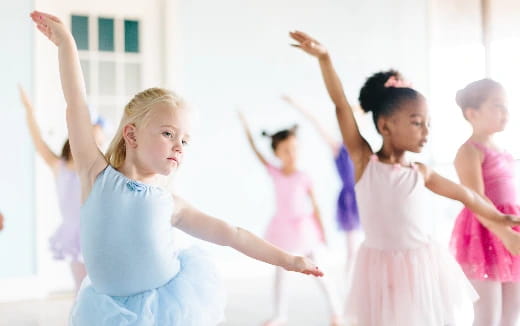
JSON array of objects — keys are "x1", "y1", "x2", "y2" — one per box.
[
  {"x1": 287, "y1": 255, "x2": 324, "y2": 277},
  {"x1": 30, "y1": 11, "x2": 71, "y2": 46},
  {"x1": 289, "y1": 30, "x2": 328, "y2": 59}
]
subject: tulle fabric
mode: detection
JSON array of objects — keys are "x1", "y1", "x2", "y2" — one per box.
[
  {"x1": 70, "y1": 247, "x2": 226, "y2": 326},
  {"x1": 347, "y1": 242, "x2": 478, "y2": 326},
  {"x1": 451, "y1": 204, "x2": 520, "y2": 282}
]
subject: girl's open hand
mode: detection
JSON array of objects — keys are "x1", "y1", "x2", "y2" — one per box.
[
  {"x1": 498, "y1": 227, "x2": 520, "y2": 256},
  {"x1": 289, "y1": 30, "x2": 328, "y2": 59},
  {"x1": 287, "y1": 255, "x2": 324, "y2": 277},
  {"x1": 30, "y1": 11, "x2": 71, "y2": 46}
]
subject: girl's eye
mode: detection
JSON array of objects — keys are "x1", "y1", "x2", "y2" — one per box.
[
  {"x1": 182, "y1": 140, "x2": 189, "y2": 146},
  {"x1": 412, "y1": 121, "x2": 421, "y2": 126},
  {"x1": 162, "y1": 131, "x2": 173, "y2": 138}
]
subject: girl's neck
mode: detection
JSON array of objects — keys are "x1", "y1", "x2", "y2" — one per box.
[
  {"x1": 280, "y1": 164, "x2": 297, "y2": 175},
  {"x1": 377, "y1": 145, "x2": 407, "y2": 165},
  {"x1": 470, "y1": 131, "x2": 495, "y2": 146},
  {"x1": 118, "y1": 160, "x2": 158, "y2": 185}
]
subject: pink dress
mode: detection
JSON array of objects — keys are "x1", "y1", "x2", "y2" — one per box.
[
  {"x1": 347, "y1": 155, "x2": 477, "y2": 326},
  {"x1": 451, "y1": 142, "x2": 520, "y2": 281},
  {"x1": 263, "y1": 163, "x2": 323, "y2": 254}
]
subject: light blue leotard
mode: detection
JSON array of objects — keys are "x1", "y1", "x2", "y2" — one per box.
[{"x1": 71, "y1": 165, "x2": 225, "y2": 326}]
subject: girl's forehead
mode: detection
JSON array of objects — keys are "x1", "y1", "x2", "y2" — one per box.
[
  {"x1": 147, "y1": 103, "x2": 191, "y2": 127},
  {"x1": 396, "y1": 99, "x2": 429, "y2": 117}
]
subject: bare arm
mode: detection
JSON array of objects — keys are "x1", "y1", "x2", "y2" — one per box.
[
  {"x1": 308, "y1": 187, "x2": 327, "y2": 244},
  {"x1": 289, "y1": 31, "x2": 371, "y2": 180},
  {"x1": 282, "y1": 95, "x2": 339, "y2": 154},
  {"x1": 172, "y1": 196, "x2": 323, "y2": 276},
  {"x1": 416, "y1": 162, "x2": 520, "y2": 255},
  {"x1": 19, "y1": 85, "x2": 60, "y2": 171},
  {"x1": 237, "y1": 111, "x2": 269, "y2": 166},
  {"x1": 31, "y1": 12, "x2": 106, "y2": 193}
]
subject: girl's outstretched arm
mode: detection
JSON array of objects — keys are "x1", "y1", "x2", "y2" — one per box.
[
  {"x1": 30, "y1": 11, "x2": 106, "y2": 191},
  {"x1": 281, "y1": 95, "x2": 339, "y2": 155},
  {"x1": 289, "y1": 31, "x2": 371, "y2": 180},
  {"x1": 172, "y1": 196, "x2": 323, "y2": 277},
  {"x1": 19, "y1": 85, "x2": 60, "y2": 172},
  {"x1": 417, "y1": 163, "x2": 520, "y2": 255},
  {"x1": 237, "y1": 111, "x2": 269, "y2": 166}
]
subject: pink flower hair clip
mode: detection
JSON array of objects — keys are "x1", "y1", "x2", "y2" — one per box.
[{"x1": 384, "y1": 75, "x2": 413, "y2": 89}]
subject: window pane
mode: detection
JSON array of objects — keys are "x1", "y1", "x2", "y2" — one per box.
[
  {"x1": 80, "y1": 59, "x2": 90, "y2": 95},
  {"x1": 71, "y1": 15, "x2": 89, "y2": 50},
  {"x1": 125, "y1": 63, "x2": 141, "y2": 95},
  {"x1": 99, "y1": 61, "x2": 116, "y2": 96},
  {"x1": 98, "y1": 17, "x2": 115, "y2": 52},
  {"x1": 124, "y1": 20, "x2": 139, "y2": 53}
]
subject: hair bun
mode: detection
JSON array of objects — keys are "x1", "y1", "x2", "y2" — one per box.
[{"x1": 358, "y1": 70, "x2": 401, "y2": 114}]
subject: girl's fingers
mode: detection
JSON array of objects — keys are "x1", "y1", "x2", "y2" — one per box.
[
  {"x1": 292, "y1": 30, "x2": 312, "y2": 42},
  {"x1": 289, "y1": 31, "x2": 306, "y2": 43}
]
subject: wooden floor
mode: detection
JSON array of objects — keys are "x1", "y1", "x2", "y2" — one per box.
[{"x1": 0, "y1": 261, "x2": 345, "y2": 326}]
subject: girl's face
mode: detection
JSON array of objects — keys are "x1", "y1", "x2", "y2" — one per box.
[
  {"x1": 133, "y1": 103, "x2": 191, "y2": 176},
  {"x1": 274, "y1": 135, "x2": 298, "y2": 167},
  {"x1": 466, "y1": 88, "x2": 508, "y2": 134},
  {"x1": 380, "y1": 98, "x2": 430, "y2": 153}
]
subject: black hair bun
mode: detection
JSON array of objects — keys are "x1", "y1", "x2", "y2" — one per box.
[{"x1": 358, "y1": 70, "x2": 401, "y2": 114}]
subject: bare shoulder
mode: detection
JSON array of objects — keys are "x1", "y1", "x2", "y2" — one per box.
[{"x1": 455, "y1": 142, "x2": 483, "y2": 164}]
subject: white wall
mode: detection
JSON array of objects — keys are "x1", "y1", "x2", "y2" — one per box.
[
  {"x1": 168, "y1": 0, "x2": 431, "y2": 259},
  {"x1": 15, "y1": 0, "x2": 167, "y2": 296},
  {"x1": 0, "y1": 0, "x2": 38, "y2": 301},
  {"x1": 9, "y1": 0, "x2": 515, "y2": 301}
]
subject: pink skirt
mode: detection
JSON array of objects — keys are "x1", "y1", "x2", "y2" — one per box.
[
  {"x1": 451, "y1": 203, "x2": 520, "y2": 282},
  {"x1": 264, "y1": 215, "x2": 323, "y2": 254},
  {"x1": 347, "y1": 242, "x2": 477, "y2": 326}
]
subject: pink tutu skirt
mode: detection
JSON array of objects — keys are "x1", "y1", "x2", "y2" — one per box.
[
  {"x1": 347, "y1": 242, "x2": 478, "y2": 326},
  {"x1": 264, "y1": 215, "x2": 323, "y2": 254},
  {"x1": 451, "y1": 203, "x2": 520, "y2": 282}
]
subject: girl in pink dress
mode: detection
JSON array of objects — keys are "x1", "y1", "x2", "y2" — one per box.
[
  {"x1": 451, "y1": 79, "x2": 520, "y2": 326},
  {"x1": 238, "y1": 112, "x2": 342, "y2": 326},
  {"x1": 290, "y1": 30, "x2": 520, "y2": 325}
]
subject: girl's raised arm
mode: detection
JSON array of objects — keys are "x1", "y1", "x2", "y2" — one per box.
[
  {"x1": 282, "y1": 95, "x2": 339, "y2": 155},
  {"x1": 19, "y1": 85, "x2": 60, "y2": 172},
  {"x1": 30, "y1": 11, "x2": 106, "y2": 188},
  {"x1": 237, "y1": 111, "x2": 269, "y2": 166},
  {"x1": 290, "y1": 30, "x2": 372, "y2": 178}
]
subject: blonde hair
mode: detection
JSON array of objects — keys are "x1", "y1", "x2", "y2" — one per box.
[{"x1": 105, "y1": 87, "x2": 186, "y2": 168}]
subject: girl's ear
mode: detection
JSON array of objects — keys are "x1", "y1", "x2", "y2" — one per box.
[
  {"x1": 377, "y1": 117, "x2": 391, "y2": 136},
  {"x1": 122, "y1": 124, "x2": 138, "y2": 148},
  {"x1": 464, "y1": 107, "x2": 478, "y2": 122}
]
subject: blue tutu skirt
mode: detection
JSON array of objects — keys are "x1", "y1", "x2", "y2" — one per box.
[{"x1": 70, "y1": 247, "x2": 226, "y2": 326}]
